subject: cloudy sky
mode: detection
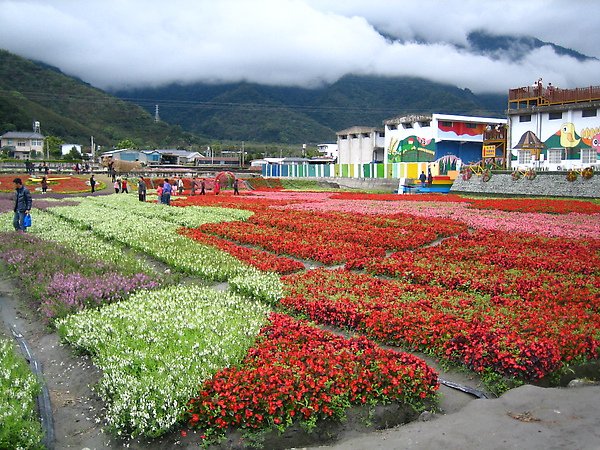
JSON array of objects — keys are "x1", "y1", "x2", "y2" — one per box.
[{"x1": 1, "y1": 0, "x2": 598, "y2": 93}]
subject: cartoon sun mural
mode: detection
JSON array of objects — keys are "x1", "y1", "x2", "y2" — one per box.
[{"x1": 388, "y1": 136, "x2": 436, "y2": 163}]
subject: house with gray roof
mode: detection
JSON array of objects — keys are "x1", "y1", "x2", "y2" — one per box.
[{"x1": 0, "y1": 131, "x2": 45, "y2": 159}]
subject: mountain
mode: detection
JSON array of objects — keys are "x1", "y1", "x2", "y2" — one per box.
[
  {"x1": 114, "y1": 76, "x2": 507, "y2": 143},
  {"x1": 0, "y1": 48, "x2": 508, "y2": 147},
  {"x1": 466, "y1": 30, "x2": 596, "y2": 62},
  {"x1": 0, "y1": 50, "x2": 201, "y2": 149}
]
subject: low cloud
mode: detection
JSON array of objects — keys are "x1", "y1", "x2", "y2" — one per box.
[{"x1": 0, "y1": 0, "x2": 598, "y2": 93}]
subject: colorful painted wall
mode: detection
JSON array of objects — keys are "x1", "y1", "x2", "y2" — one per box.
[{"x1": 261, "y1": 160, "x2": 460, "y2": 180}]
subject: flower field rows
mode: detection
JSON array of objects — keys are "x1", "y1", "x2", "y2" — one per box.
[
  {"x1": 280, "y1": 267, "x2": 600, "y2": 381},
  {"x1": 197, "y1": 208, "x2": 466, "y2": 265},
  {"x1": 2, "y1": 187, "x2": 600, "y2": 447}
]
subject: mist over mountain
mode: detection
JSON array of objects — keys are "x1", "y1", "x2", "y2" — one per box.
[
  {"x1": 465, "y1": 30, "x2": 596, "y2": 62},
  {"x1": 2, "y1": 26, "x2": 594, "y2": 146}
]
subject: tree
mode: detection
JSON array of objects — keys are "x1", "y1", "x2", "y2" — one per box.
[
  {"x1": 115, "y1": 139, "x2": 137, "y2": 150},
  {"x1": 67, "y1": 146, "x2": 81, "y2": 160},
  {"x1": 44, "y1": 136, "x2": 64, "y2": 158}
]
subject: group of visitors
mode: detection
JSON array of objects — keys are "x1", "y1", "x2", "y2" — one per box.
[
  {"x1": 113, "y1": 178, "x2": 129, "y2": 194},
  {"x1": 189, "y1": 177, "x2": 206, "y2": 195},
  {"x1": 419, "y1": 168, "x2": 434, "y2": 187}
]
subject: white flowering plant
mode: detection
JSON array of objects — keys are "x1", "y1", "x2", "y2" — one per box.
[{"x1": 56, "y1": 285, "x2": 270, "y2": 437}]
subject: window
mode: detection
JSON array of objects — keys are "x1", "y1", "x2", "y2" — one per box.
[
  {"x1": 340, "y1": 135, "x2": 347, "y2": 140},
  {"x1": 351, "y1": 134, "x2": 358, "y2": 139},
  {"x1": 547, "y1": 148, "x2": 562, "y2": 164},
  {"x1": 517, "y1": 150, "x2": 531, "y2": 164},
  {"x1": 548, "y1": 112, "x2": 563, "y2": 120},
  {"x1": 402, "y1": 123, "x2": 413, "y2": 129},
  {"x1": 519, "y1": 115, "x2": 532, "y2": 122},
  {"x1": 17, "y1": 141, "x2": 26, "y2": 147},
  {"x1": 378, "y1": 132, "x2": 385, "y2": 137},
  {"x1": 362, "y1": 133, "x2": 370, "y2": 138},
  {"x1": 582, "y1": 109, "x2": 598, "y2": 118},
  {"x1": 418, "y1": 121, "x2": 430, "y2": 127},
  {"x1": 466, "y1": 123, "x2": 477, "y2": 128},
  {"x1": 388, "y1": 124, "x2": 397, "y2": 130},
  {"x1": 581, "y1": 148, "x2": 596, "y2": 164},
  {"x1": 440, "y1": 121, "x2": 453, "y2": 127}
]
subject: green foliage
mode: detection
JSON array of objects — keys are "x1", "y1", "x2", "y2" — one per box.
[
  {"x1": 115, "y1": 138, "x2": 137, "y2": 150},
  {"x1": 0, "y1": 339, "x2": 45, "y2": 450},
  {"x1": 44, "y1": 135, "x2": 64, "y2": 158}
]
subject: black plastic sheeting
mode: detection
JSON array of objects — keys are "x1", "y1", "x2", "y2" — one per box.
[
  {"x1": 439, "y1": 377, "x2": 490, "y2": 399},
  {"x1": 11, "y1": 326, "x2": 55, "y2": 450}
]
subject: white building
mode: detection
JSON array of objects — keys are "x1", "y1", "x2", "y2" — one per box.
[
  {"x1": 507, "y1": 83, "x2": 600, "y2": 170},
  {"x1": 336, "y1": 126, "x2": 385, "y2": 165},
  {"x1": 316, "y1": 143, "x2": 338, "y2": 159}
]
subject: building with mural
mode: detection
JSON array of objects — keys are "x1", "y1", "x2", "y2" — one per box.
[
  {"x1": 508, "y1": 83, "x2": 600, "y2": 170},
  {"x1": 383, "y1": 113, "x2": 507, "y2": 166}
]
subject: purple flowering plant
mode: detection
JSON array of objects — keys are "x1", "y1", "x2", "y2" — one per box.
[{"x1": 0, "y1": 232, "x2": 161, "y2": 323}]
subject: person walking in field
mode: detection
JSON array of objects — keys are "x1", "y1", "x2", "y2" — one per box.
[
  {"x1": 90, "y1": 175, "x2": 96, "y2": 193},
  {"x1": 138, "y1": 177, "x2": 147, "y2": 202},
  {"x1": 41, "y1": 176, "x2": 48, "y2": 194},
  {"x1": 233, "y1": 178, "x2": 240, "y2": 195},
  {"x1": 13, "y1": 178, "x2": 32, "y2": 232},
  {"x1": 177, "y1": 177, "x2": 184, "y2": 195},
  {"x1": 162, "y1": 178, "x2": 172, "y2": 205},
  {"x1": 156, "y1": 182, "x2": 163, "y2": 204},
  {"x1": 200, "y1": 178, "x2": 206, "y2": 195},
  {"x1": 121, "y1": 178, "x2": 129, "y2": 193},
  {"x1": 190, "y1": 177, "x2": 197, "y2": 195},
  {"x1": 114, "y1": 179, "x2": 120, "y2": 193},
  {"x1": 213, "y1": 180, "x2": 220, "y2": 195}
]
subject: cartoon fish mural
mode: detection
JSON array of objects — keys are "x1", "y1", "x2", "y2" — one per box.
[{"x1": 592, "y1": 133, "x2": 600, "y2": 155}]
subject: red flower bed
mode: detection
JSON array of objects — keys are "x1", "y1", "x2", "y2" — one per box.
[
  {"x1": 468, "y1": 198, "x2": 600, "y2": 214},
  {"x1": 197, "y1": 209, "x2": 466, "y2": 265},
  {"x1": 185, "y1": 313, "x2": 438, "y2": 442},
  {"x1": 364, "y1": 230, "x2": 600, "y2": 302},
  {"x1": 280, "y1": 268, "x2": 600, "y2": 381},
  {"x1": 180, "y1": 228, "x2": 305, "y2": 274},
  {"x1": 0, "y1": 174, "x2": 92, "y2": 193},
  {"x1": 173, "y1": 193, "x2": 296, "y2": 212}
]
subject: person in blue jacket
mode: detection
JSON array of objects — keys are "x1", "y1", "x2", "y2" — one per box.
[{"x1": 13, "y1": 178, "x2": 32, "y2": 231}]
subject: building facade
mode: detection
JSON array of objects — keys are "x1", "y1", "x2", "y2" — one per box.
[
  {"x1": 0, "y1": 131, "x2": 45, "y2": 159},
  {"x1": 336, "y1": 126, "x2": 385, "y2": 165},
  {"x1": 384, "y1": 113, "x2": 507, "y2": 166},
  {"x1": 507, "y1": 84, "x2": 600, "y2": 170}
]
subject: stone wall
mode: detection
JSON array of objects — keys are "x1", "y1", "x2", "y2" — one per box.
[{"x1": 451, "y1": 172, "x2": 600, "y2": 198}]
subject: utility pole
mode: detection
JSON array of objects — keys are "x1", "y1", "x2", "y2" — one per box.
[
  {"x1": 90, "y1": 136, "x2": 95, "y2": 163},
  {"x1": 241, "y1": 141, "x2": 245, "y2": 168}
]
